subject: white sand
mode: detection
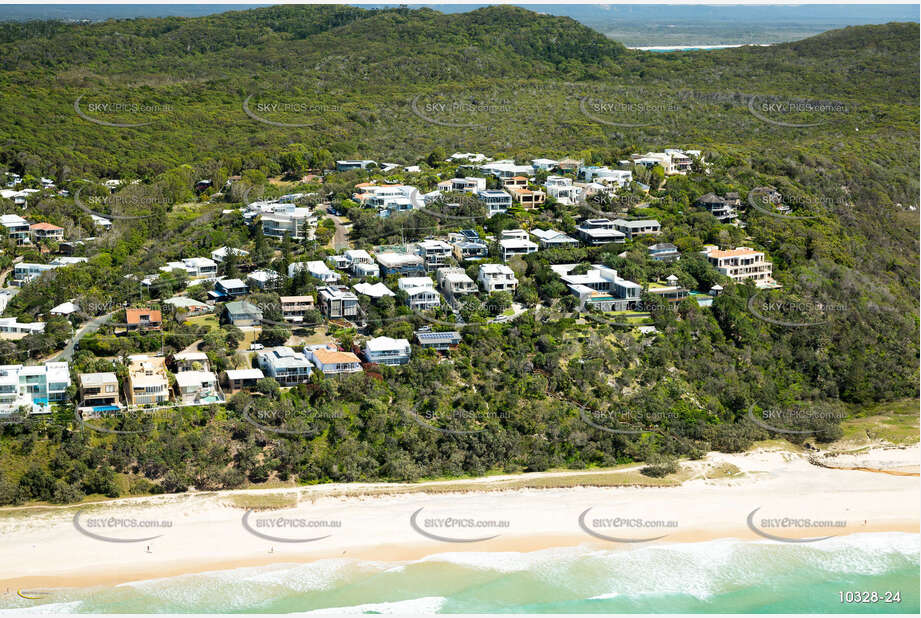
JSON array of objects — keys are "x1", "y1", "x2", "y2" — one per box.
[{"x1": 0, "y1": 445, "x2": 917, "y2": 590}]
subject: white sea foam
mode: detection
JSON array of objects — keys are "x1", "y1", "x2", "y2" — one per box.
[
  {"x1": 303, "y1": 595, "x2": 446, "y2": 614},
  {"x1": 0, "y1": 601, "x2": 82, "y2": 614}
]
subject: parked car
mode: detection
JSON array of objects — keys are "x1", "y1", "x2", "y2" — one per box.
[{"x1": 249, "y1": 343, "x2": 265, "y2": 351}]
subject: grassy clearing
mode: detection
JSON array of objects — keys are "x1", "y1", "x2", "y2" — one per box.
[{"x1": 838, "y1": 399, "x2": 919, "y2": 446}]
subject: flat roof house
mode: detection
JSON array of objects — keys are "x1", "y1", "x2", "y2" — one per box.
[
  {"x1": 79, "y1": 372, "x2": 120, "y2": 412},
  {"x1": 318, "y1": 285, "x2": 359, "y2": 319},
  {"x1": 290, "y1": 260, "x2": 341, "y2": 283},
  {"x1": 452, "y1": 239, "x2": 489, "y2": 262},
  {"x1": 648, "y1": 242, "x2": 681, "y2": 262},
  {"x1": 336, "y1": 160, "x2": 376, "y2": 171},
  {"x1": 13, "y1": 262, "x2": 56, "y2": 285},
  {"x1": 612, "y1": 218, "x2": 661, "y2": 240},
  {"x1": 307, "y1": 345, "x2": 363, "y2": 376},
  {"x1": 415, "y1": 330, "x2": 462, "y2": 350},
  {"x1": 510, "y1": 187, "x2": 546, "y2": 208},
  {"x1": 223, "y1": 300, "x2": 263, "y2": 326},
  {"x1": 436, "y1": 267, "x2": 476, "y2": 296},
  {"x1": 477, "y1": 263, "x2": 518, "y2": 293},
  {"x1": 279, "y1": 296, "x2": 315, "y2": 323},
  {"x1": 703, "y1": 247, "x2": 774, "y2": 285},
  {"x1": 222, "y1": 368, "x2": 265, "y2": 394},
  {"x1": 477, "y1": 190, "x2": 512, "y2": 217},
  {"x1": 0, "y1": 317, "x2": 45, "y2": 338},
  {"x1": 257, "y1": 346, "x2": 313, "y2": 386},
  {"x1": 126, "y1": 355, "x2": 170, "y2": 406},
  {"x1": 364, "y1": 336, "x2": 411, "y2": 366},
  {"x1": 171, "y1": 351, "x2": 210, "y2": 372},
  {"x1": 576, "y1": 219, "x2": 626, "y2": 245},
  {"x1": 174, "y1": 370, "x2": 224, "y2": 405},
  {"x1": 398, "y1": 277, "x2": 440, "y2": 311},
  {"x1": 555, "y1": 264, "x2": 642, "y2": 311},
  {"x1": 125, "y1": 308, "x2": 162, "y2": 332},
  {"x1": 376, "y1": 252, "x2": 425, "y2": 276},
  {"x1": 415, "y1": 239, "x2": 453, "y2": 270},
  {"x1": 498, "y1": 236, "x2": 538, "y2": 262},
  {"x1": 1, "y1": 214, "x2": 31, "y2": 244},
  {"x1": 10, "y1": 362, "x2": 71, "y2": 414}
]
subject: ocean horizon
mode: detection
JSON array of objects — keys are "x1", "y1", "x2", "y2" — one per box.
[{"x1": 2, "y1": 532, "x2": 917, "y2": 614}]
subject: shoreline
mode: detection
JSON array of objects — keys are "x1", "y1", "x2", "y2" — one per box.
[{"x1": 1, "y1": 445, "x2": 918, "y2": 593}]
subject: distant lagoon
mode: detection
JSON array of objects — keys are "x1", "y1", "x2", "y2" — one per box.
[{"x1": 628, "y1": 43, "x2": 774, "y2": 52}]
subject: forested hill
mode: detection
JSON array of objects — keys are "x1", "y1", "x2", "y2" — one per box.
[{"x1": 0, "y1": 5, "x2": 916, "y2": 178}]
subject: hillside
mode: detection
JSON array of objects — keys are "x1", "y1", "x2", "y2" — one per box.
[{"x1": 0, "y1": 5, "x2": 917, "y2": 502}]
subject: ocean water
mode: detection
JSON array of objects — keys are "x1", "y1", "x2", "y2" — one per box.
[{"x1": 2, "y1": 533, "x2": 917, "y2": 614}]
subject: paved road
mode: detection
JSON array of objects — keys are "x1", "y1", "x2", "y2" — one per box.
[
  {"x1": 329, "y1": 214, "x2": 352, "y2": 250},
  {"x1": 54, "y1": 312, "x2": 114, "y2": 361}
]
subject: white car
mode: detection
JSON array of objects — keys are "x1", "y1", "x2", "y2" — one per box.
[{"x1": 249, "y1": 343, "x2": 265, "y2": 351}]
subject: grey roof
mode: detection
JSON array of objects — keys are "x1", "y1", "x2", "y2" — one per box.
[{"x1": 415, "y1": 330, "x2": 462, "y2": 344}]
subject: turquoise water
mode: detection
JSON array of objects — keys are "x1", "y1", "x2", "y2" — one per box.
[{"x1": 2, "y1": 533, "x2": 917, "y2": 614}]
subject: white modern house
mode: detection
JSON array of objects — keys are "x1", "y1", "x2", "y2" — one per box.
[
  {"x1": 476, "y1": 190, "x2": 512, "y2": 217},
  {"x1": 544, "y1": 176, "x2": 583, "y2": 204},
  {"x1": 398, "y1": 277, "x2": 441, "y2": 310},
  {"x1": 159, "y1": 257, "x2": 218, "y2": 279},
  {"x1": 0, "y1": 362, "x2": 71, "y2": 414},
  {"x1": 174, "y1": 371, "x2": 224, "y2": 405},
  {"x1": 612, "y1": 218, "x2": 662, "y2": 240},
  {"x1": 246, "y1": 269, "x2": 282, "y2": 290},
  {"x1": 477, "y1": 263, "x2": 518, "y2": 293},
  {"x1": 353, "y1": 282, "x2": 395, "y2": 298},
  {"x1": 576, "y1": 219, "x2": 626, "y2": 245},
  {"x1": 291, "y1": 260, "x2": 341, "y2": 283},
  {"x1": 0, "y1": 317, "x2": 45, "y2": 338},
  {"x1": 256, "y1": 346, "x2": 314, "y2": 386},
  {"x1": 364, "y1": 336, "x2": 411, "y2": 366},
  {"x1": 553, "y1": 264, "x2": 642, "y2": 311},
  {"x1": 211, "y1": 246, "x2": 250, "y2": 263},
  {"x1": 415, "y1": 239, "x2": 454, "y2": 270},
  {"x1": 317, "y1": 285, "x2": 360, "y2": 319},
  {"x1": 531, "y1": 158, "x2": 559, "y2": 171},
  {"x1": 436, "y1": 267, "x2": 476, "y2": 296},
  {"x1": 498, "y1": 230, "x2": 538, "y2": 262}
]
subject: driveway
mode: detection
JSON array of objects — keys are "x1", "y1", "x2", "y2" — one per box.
[{"x1": 53, "y1": 312, "x2": 113, "y2": 361}]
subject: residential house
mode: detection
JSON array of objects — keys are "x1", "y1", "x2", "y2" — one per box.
[
  {"x1": 211, "y1": 246, "x2": 250, "y2": 263},
  {"x1": 376, "y1": 252, "x2": 425, "y2": 276},
  {"x1": 353, "y1": 282, "x2": 395, "y2": 298},
  {"x1": 510, "y1": 187, "x2": 546, "y2": 208},
  {"x1": 576, "y1": 219, "x2": 626, "y2": 245},
  {"x1": 0, "y1": 214, "x2": 31, "y2": 244},
  {"x1": 0, "y1": 318, "x2": 45, "y2": 338},
  {"x1": 531, "y1": 158, "x2": 559, "y2": 171},
  {"x1": 171, "y1": 351, "x2": 210, "y2": 372},
  {"x1": 222, "y1": 368, "x2": 265, "y2": 394},
  {"x1": 476, "y1": 190, "x2": 512, "y2": 217},
  {"x1": 531, "y1": 228, "x2": 580, "y2": 249},
  {"x1": 694, "y1": 193, "x2": 739, "y2": 223},
  {"x1": 364, "y1": 336, "x2": 412, "y2": 366},
  {"x1": 259, "y1": 203, "x2": 311, "y2": 239},
  {"x1": 0, "y1": 362, "x2": 70, "y2": 414},
  {"x1": 317, "y1": 285, "x2": 359, "y2": 319},
  {"x1": 544, "y1": 176, "x2": 582, "y2": 204},
  {"x1": 29, "y1": 222, "x2": 64, "y2": 242},
  {"x1": 174, "y1": 371, "x2": 223, "y2": 405},
  {"x1": 160, "y1": 257, "x2": 218, "y2": 279},
  {"x1": 327, "y1": 255, "x2": 351, "y2": 270},
  {"x1": 578, "y1": 166, "x2": 633, "y2": 187},
  {"x1": 257, "y1": 346, "x2": 314, "y2": 386},
  {"x1": 210, "y1": 278, "x2": 248, "y2": 299},
  {"x1": 648, "y1": 242, "x2": 681, "y2": 262},
  {"x1": 290, "y1": 260, "x2": 340, "y2": 283},
  {"x1": 501, "y1": 175, "x2": 529, "y2": 189},
  {"x1": 554, "y1": 264, "x2": 642, "y2": 311},
  {"x1": 436, "y1": 267, "x2": 476, "y2": 296},
  {"x1": 612, "y1": 218, "x2": 661, "y2": 240},
  {"x1": 498, "y1": 230, "x2": 538, "y2": 262},
  {"x1": 557, "y1": 158, "x2": 583, "y2": 171},
  {"x1": 125, "y1": 308, "x2": 162, "y2": 332},
  {"x1": 703, "y1": 247, "x2": 774, "y2": 285},
  {"x1": 343, "y1": 249, "x2": 379, "y2": 278},
  {"x1": 415, "y1": 239, "x2": 454, "y2": 270},
  {"x1": 307, "y1": 345, "x2": 362, "y2": 376},
  {"x1": 12, "y1": 262, "x2": 56, "y2": 285},
  {"x1": 50, "y1": 301, "x2": 79, "y2": 316},
  {"x1": 163, "y1": 296, "x2": 211, "y2": 315},
  {"x1": 126, "y1": 355, "x2": 170, "y2": 406},
  {"x1": 441, "y1": 177, "x2": 486, "y2": 193},
  {"x1": 279, "y1": 296, "x2": 315, "y2": 323},
  {"x1": 415, "y1": 330, "x2": 461, "y2": 350},
  {"x1": 223, "y1": 300, "x2": 263, "y2": 326},
  {"x1": 398, "y1": 277, "x2": 440, "y2": 311},
  {"x1": 336, "y1": 160, "x2": 376, "y2": 171},
  {"x1": 646, "y1": 275, "x2": 690, "y2": 308},
  {"x1": 247, "y1": 269, "x2": 282, "y2": 291},
  {"x1": 477, "y1": 263, "x2": 518, "y2": 293},
  {"x1": 449, "y1": 153, "x2": 490, "y2": 164},
  {"x1": 91, "y1": 214, "x2": 113, "y2": 230},
  {"x1": 79, "y1": 372, "x2": 120, "y2": 411}
]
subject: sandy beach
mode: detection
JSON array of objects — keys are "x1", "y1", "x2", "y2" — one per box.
[{"x1": 1, "y1": 445, "x2": 917, "y2": 592}]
